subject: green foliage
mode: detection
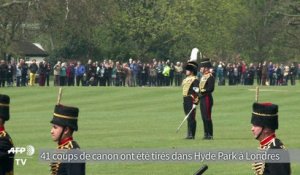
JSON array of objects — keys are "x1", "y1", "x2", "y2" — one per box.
[
  {"x1": 234, "y1": 0, "x2": 300, "y2": 62},
  {"x1": 1, "y1": 0, "x2": 299, "y2": 62}
]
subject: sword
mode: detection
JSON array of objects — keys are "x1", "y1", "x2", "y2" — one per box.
[{"x1": 176, "y1": 104, "x2": 196, "y2": 133}]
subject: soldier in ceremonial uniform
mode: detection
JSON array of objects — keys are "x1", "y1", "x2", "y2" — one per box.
[
  {"x1": 199, "y1": 58, "x2": 215, "y2": 140},
  {"x1": 0, "y1": 94, "x2": 14, "y2": 175},
  {"x1": 50, "y1": 104, "x2": 85, "y2": 175},
  {"x1": 182, "y1": 48, "x2": 200, "y2": 139},
  {"x1": 251, "y1": 102, "x2": 291, "y2": 175}
]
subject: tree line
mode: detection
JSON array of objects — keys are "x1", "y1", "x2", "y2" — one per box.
[{"x1": 0, "y1": 0, "x2": 299, "y2": 63}]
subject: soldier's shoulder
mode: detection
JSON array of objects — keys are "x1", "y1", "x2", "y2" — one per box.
[
  {"x1": 0, "y1": 131, "x2": 14, "y2": 149},
  {"x1": 271, "y1": 138, "x2": 286, "y2": 149},
  {"x1": 0, "y1": 131, "x2": 12, "y2": 140},
  {"x1": 208, "y1": 73, "x2": 215, "y2": 79},
  {"x1": 71, "y1": 140, "x2": 81, "y2": 149},
  {"x1": 192, "y1": 76, "x2": 199, "y2": 81}
]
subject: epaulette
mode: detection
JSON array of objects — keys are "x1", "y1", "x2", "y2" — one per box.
[
  {"x1": 58, "y1": 140, "x2": 74, "y2": 149},
  {"x1": 0, "y1": 131, "x2": 7, "y2": 137}
]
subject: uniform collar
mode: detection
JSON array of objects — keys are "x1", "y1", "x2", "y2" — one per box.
[
  {"x1": 0, "y1": 126, "x2": 4, "y2": 132},
  {"x1": 203, "y1": 71, "x2": 210, "y2": 75},
  {"x1": 59, "y1": 136, "x2": 73, "y2": 146},
  {"x1": 260, "y1": 133, "x2": 276, "y2": 147}
]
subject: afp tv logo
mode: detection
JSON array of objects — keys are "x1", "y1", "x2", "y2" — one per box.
[{"x1": 8, "y1": 145, "x2": 35, "y2": 166}]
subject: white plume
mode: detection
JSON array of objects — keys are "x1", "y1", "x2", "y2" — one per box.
[{"x1": 190, "y1": 48, "x2": 199, "y2": 61}]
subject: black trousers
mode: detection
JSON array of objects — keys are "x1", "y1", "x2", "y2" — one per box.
[
  {"x1": 0, "y1": 79, "x2": 5, "y2": 87},
  {"x1": 46, "y1": 74, "x2": 50, "y2": 86},
  {"x1": 183, "y1": 96, "x2": 196, "y2": 138},
  {"x1": 175, "y1": 74, "x2": 182, "y2": 86},
  {"x1": 76, "y1": 75, "x2": 83, "y2": 86},
  {"x1": 200, "y1": 94, "x2": 213, "y2": 137}
]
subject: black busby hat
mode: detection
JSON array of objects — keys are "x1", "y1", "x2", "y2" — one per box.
[
  {"x1": 199, "y1": 58, "x2": 212, "y2": 68},
  {"x1": 251, "y1": 102, "x2": 278, "y2": 130},
  {"x1": 185, "y1": 61, "x2": 198, "y2": 75},
  {"x1": 51, "y1": 105, "x2": 79, "y2": 131},
  {"x1": 0, "y1": 94, "x2": 10, "y2": 121}
]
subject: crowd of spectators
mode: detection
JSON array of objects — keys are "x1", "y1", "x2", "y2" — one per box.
[
  {"x1": 0, "y1": 58, "x2": 299, "y2": 87},
  {"x1": 214, "y1": 60, "x2": 298, "y2": 86}
]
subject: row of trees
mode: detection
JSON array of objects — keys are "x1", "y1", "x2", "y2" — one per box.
[{"x1": 0, "y1": 0, "x2": 299, "y2": 63}]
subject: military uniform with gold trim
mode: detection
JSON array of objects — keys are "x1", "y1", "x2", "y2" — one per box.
[
  {"x1": 0, "y1": 94, "x2": 14, "y2": 175},
  {"x1": 50, "y1": 105, "x2": 85, "y2": 175},
  {"x1": 50, "y1": 137, "x2": 84, "y2": 175},
  {"x1": 182, "y1": 73, "x2": 199, "y2": 139},
  {"x1": 182, "y1": 49, "x2": 200, "y2": 139},
  {"x1": 199, "y1": 59, "x2": 215, "y2": 140},
  {"x1": 251, "y1": 103, "x2": 291, "y2": 175}
]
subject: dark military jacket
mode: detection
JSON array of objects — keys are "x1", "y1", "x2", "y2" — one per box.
[
  {"x1": 252, "y1": 134, "x2": 291, "y2": 175},
  {"x1": 0, "y1": 127, "x2": 14, "y2": 175},
  {"x1": 50, "y1": 137, "x2": 85, "y2": 175},
  {"x1": 199, "y1": 72, "x2": 215, "y2": 96}
]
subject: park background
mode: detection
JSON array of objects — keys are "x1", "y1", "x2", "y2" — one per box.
[
  {"x1": 1, "y1": 0, "x2": 300, "y2": 174},
  {"x1": 1, "y1": 84, "x2": 300, "y2": 175}
]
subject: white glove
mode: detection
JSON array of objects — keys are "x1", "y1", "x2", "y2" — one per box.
[{"x1": 193, "y1": 87, "x2": 199, "y2": 93}]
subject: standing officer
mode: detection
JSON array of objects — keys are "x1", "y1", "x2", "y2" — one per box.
[
  {"x1": 199, "y1": 58, "x2": 215, "y2": 140},
  {"x1": 50, "y1": 104, "x2": 85, "y2": 175},
  {"x1": 0, "y1": 94, "x2": 14, "y2": 175},
  {"x1": 182, "y1": 48, "x2": 200, "y2": 139},
  {"x1": 251, "y1": 102, "x2": 291, "y2": 175}
]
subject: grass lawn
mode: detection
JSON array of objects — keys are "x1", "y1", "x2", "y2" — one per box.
[{"x1": 1, "y1": 84, "x2": 299, "y2": 175}]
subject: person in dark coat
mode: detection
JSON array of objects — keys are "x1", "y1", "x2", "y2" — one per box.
[
  {"x1": 20, "y1": 59, "x2": 28, "y2": 86},
  {"x1": 0, "y1": 60, "x2": 8, "y2": 87},
  {"x1": 39, "y1": 60, "x2": 47, "y2": 86}
]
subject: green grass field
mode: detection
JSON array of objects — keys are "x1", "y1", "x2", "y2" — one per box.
[{"x1": 1, "y1": 84, "x2": 300, "y2": 175}]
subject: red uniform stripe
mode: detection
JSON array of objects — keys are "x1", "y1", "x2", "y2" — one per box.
[{"x1": 205, "y1": 96, "x2": 211, "y2": 120}]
